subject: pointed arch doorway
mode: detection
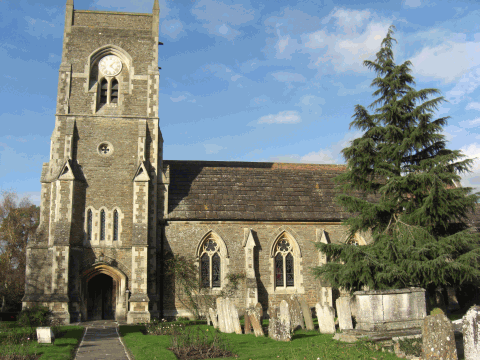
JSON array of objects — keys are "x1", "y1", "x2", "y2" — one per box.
[{"x1": 82, "y1": 264, "x2": 128, "y2": 321}]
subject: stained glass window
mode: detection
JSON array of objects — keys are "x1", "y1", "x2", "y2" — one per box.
[
  {"x1": 275, "y1": 253, "x2": 284, "y2": 287},
  {"x1": 286, "y1": 253, "x2": 294, "y2": 287},
  {"x1": 201, "y1": 253, "x2": 210, "y2": 288},
  {"x1": 212, "y1": 253, "x2": 221, "y2": 288},
  {"x1": 100, "y1": 210, "x2": 105, "y2": 241},
  {"x1": 87, "y1": 210, "x2": 92, "y2": 241},
  {"x1": 200, "y1": 237, "x2": 221, "y2": 289},
  {"x1": 113, "y1": 210, "x2": 118, "y2": 241},
  {"x1": 274, "y1": 236, "x2": 295, "y2": 288}
]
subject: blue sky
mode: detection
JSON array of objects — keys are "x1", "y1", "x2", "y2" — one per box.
[{"x1": 1, "y1": 0, "x2": 480, "y2": 205}]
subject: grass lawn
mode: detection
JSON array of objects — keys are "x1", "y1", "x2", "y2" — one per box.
[
  {"x1": 0, "y1": 323, "x2": 84, "y2": 360},
  {"x1": 120, "y1": 323, "x2": 401, "y2": 360}
]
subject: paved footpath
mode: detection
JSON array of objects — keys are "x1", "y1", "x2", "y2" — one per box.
[{"x1": 74, "y1": 321, "x2": 130, "y2": 360}]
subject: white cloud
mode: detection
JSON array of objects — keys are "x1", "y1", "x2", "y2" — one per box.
[
  {"x1": 459, "y1": 118, "x2": 480, "y2": 129},
  {"x1": 257, "y1": 111, "x2": 301, "y2": 124},
  {"x1": 332, "y1": 79, "x2": 372, "y2": 96},
  {"x1": 460, "y1": 143, "x2": 480, "y2": 193},
  {"x1": 410, "y1": 40, "x2": 480, "y2": 83},
  {"x1": 447, "y1": 67, "x2": 480, "y2": 104},
  {"x1": 403, "y1": 0, "x2": 422, "y2": 8},
  {"x1": 191, "y1": 0, "x2": 255, "y2": 40},
  {"x1": 161, "y1": 19, "x2": 185, "y2": 40},
  {"x1": 204, "y1": 143, "x2": 225, "y2": 154},
  {"x1": 272, "y1": 72, "x2": 306, "y2": 83},
  {"x1": 269, "y1": 8, "x2": 391, "y2": 74},
  {"x1": 170, "y1": 95, "x2": 187, "y2": 102},
  {"x1": 466, "y1": 102, "x2": 480, "y2": 111},
  {"x1": 300, "y1": 149, "x2": 337, "y2": 164},
  {"x1": 295, "y1": 95, "x2": 325, "y2": 116}
]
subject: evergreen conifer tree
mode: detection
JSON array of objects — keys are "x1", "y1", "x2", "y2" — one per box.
[{"x1": 313, "y1": 26, "x2": 480, "y2": 294}]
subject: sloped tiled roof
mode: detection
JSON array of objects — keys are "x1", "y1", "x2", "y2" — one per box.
[{"x1": 164, "y1": 160, "x2": 351, "y2": 221}]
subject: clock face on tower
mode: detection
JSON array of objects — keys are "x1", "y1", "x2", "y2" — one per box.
[{"x1": 99, "y1": 55, "x2": 122, "y2": 76}]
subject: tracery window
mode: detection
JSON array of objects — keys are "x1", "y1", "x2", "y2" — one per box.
[
  {"x1": 200, "y1": 239, "x2": 221, "y2": 288},
  {"x1": 100, "y1": 210, "x2": 106, "y2": 241},
  {"x1": 274, "y1": 238, "x2": 294, "y2": 288},
  {"x1": 113, "y1": 210, "x2": 118, "y2": 241},
  {"x1": 87, "y1": 210, "x2": 92, "y2": 241}
]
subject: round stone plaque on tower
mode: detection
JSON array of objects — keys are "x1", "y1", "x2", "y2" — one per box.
[{"x1": 99, "y1": 55, "x2": 122, "y2": 76}]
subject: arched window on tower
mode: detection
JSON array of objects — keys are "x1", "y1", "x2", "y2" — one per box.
[
  {"x1": 86, "y1": 210, "x2": 92, "y2": 241},
  {"x1": 100, "y1": 210, "x2": 106, "y2": 241},
  {"x1": 99, "y1": 79, "x2": 108, "y2": 105},
  {"x1": 274, "y1": 237, "x2": 294, "y2": 288},
  {"x1": 111, "y1": 79, "x2": 118, "y2": 104},
  {"x1": 200, "y1": 238, "x2": 221, "y2": 288}
]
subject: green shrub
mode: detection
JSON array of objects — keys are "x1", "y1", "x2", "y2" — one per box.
[{"x1": 17, "y1": 305, "x2": 52, "y2": 327}]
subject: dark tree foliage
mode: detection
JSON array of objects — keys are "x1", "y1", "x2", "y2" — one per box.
[
  {"x1": 312, "y1": 26, "x2": 480, "y2": 293},
  {"x1": 0, "y1": 191, "x2": 39, "y2": 311}
]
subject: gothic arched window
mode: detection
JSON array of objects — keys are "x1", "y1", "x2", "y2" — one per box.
[
  {"x1": 274, "y1": 238, "x2": 294, "y2": 288},
  {"x1": 100, "y1": 210, "x2": 106, "y2": 241},
  {"x1": 200, "y1": 239, "x2": 221, "y2": 288},
  {"x1": 113, "y1": 210, "x2": 119, "y2": 241},
  {"x1": 86, "y1": 210, "x2": 92, "y2": 241}
]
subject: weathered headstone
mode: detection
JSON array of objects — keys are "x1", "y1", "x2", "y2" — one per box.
[
  {"x1": 255, "y1": 302, "x2": 263, "y2": 320},
  {"x1": 298, "y1": 296, "x2": 314, "y2": 330},
  {"x1": 223, "y1": 298, "x2": 235, "y2": 333},
  {"x1": 208, "y1": 308, "x2": 218, "y2": 329},
  {"x1": 315, "y1": 303, "x2": 336, "y2": 334},
  {"x1": 36, "y1": 327, "x2": 55, "y2": 344},
  {"x1": 244, "y1": 312, "x2": 252, "y2": 334},
  {"x1": 216, "y1": 298, "x2": 226, "y2": 332},
  {"x1": 229, "y1": 301, "x2": 243, "y2": 334},
  {"x1": 277, "y1": 300, "x2": 292, "y2": 341},
  {"x1": 288, "y1": 295, "x2": 305, "y2": 331},
  {"x1": 248, "y1": 304, "x2": 264, "y2": 337},
  {"x1": 422, "y1": 313, "x2": 457, "y2": 360},
  {"x1": 268, "y1": 306, "x2": 279, "y2": 340},
  {"x1": 336, "y1": 297, "x2": 353, "y2": 330},
  {"x1": 463, "y1": 305, "x2": 480, "y2": 360}
]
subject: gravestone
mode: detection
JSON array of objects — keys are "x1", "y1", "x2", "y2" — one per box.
[
  {"x1": 229, "y1": 301, "x2": 242, "y2": 334},
  {"x1": 216, "y1": 298, "x2": 226, "y2": 332},
  {"x1": 36, "y1": 327, "x2": 55, "y2": 344},
  {"x1": 463, "y1": 305, "x2": 480, "y2": 360},
  {"x1": 336, "y1": 297, "x2": 353, "y2": 330},
  {"x1": 223, "y1": 298, "x2": 235, "y2": 333},
  {"x1": 299, "y1": 296, "x2": 314, "y2": 330},
  {"x1": 248, "y1": 304, "x2": 264, "y2": 337},
  {"x1": 422, "y1": 313, "x2": 457, "y2": 360},
  {"x1": 276, "y1": 300, "x2": 291, "y2": 341},
  {"x1": 288, "y1": 295, "x2": 305, "y2": 331},
  {"x1": 268, "y1": 306, "x2": 279, "y2": 340},
  {"x1": 208, "y1": 308, "x2": 218, "y2": 329},
  {"x1": 315, "y1": 303, "x2": 336, "y2": 334},
  {"x1": 244, "y1": 312, "x2": 252, "y2": 334}
]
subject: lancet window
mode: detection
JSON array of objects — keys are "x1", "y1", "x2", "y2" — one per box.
[
  {"x1": 274, "y1": 238, "x2": 294, "y2": 288},
  {"x1": 100, "y1": 210, "x2": 105, "y2": 241},
  {"x1": 86, "y1": 210, "x2": 92, "y2": 241},
  {"x1": 200, "y1": 239, "x2": 221, "y2": 288},
  {"x1": 113, "y1": 210, "x2": 119, "y2": 241}
]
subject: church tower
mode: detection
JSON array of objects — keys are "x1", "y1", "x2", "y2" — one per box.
[{"x1": 23, "y1": 0, "x2": 163, "y2": 323}]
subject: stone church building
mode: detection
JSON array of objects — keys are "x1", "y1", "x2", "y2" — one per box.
[{"x1": 23, "y1": 0, "x2": 370, "y2": 324}]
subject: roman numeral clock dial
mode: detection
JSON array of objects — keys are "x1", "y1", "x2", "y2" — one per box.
[{"x1": 99, "y1": 55, "x2": 122, "y2": 76}]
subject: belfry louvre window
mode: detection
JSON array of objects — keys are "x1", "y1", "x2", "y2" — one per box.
[
  {"x1": 200, "y1": 239, "x2": 221, "y2": 288},
  {"x1": 274, "y1": 238, "x2": 294, "y2": 287},
  {"x1": 111, "y1": 79, "x2": 119, "y2": 103},
  {"x1": 100, "y1": 210, "x2": 105, "y2": 241},
  {"x1": 99, "y1": 79, "x2": 108, "y2": 104},
  {"x1": 113, "y1": 210, "x2": 119, "y2": 241},
  {"x1": 86, "y1": 210, "x2": 92, "y2": 241}
]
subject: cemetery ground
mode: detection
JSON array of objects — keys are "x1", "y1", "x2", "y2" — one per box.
[
  {"x1": 0, "y1": 322, "x2": 84, "y2": 360},
  {"x1": 120, "y1": 319, "x2": 407, "y2": 360}
]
